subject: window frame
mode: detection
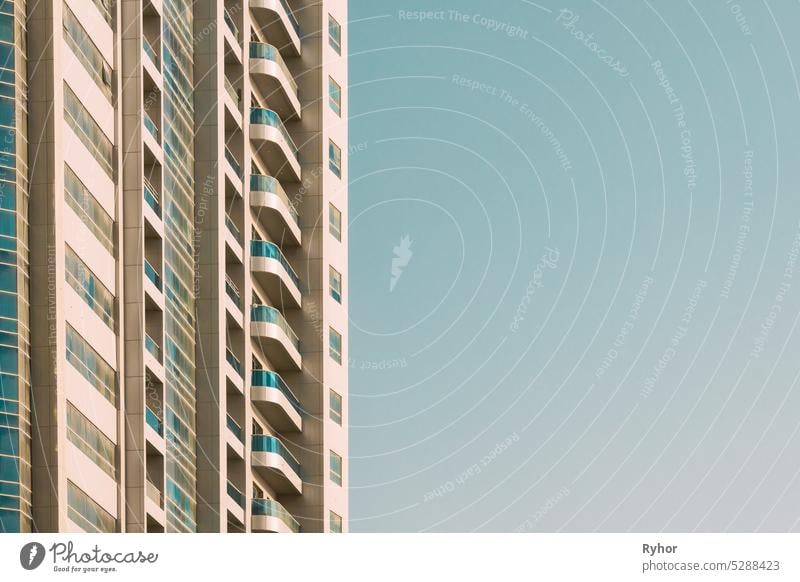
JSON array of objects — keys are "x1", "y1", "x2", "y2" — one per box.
[
  {"x1": 329, "y1": 389, "x2": 342, "y2": 425},
  {"x1": 329, "y1": 450, "x2": 342, "y2": 486},
  {"x1": 328, "y1": 15, "x2": 342, "y2": 54},
  {"x1": 330, "y1": 510, "x2": 343, "y2": 533},
  {"x1": 329, "y1": 327, "x2": 342, "y2": 364},
  {"x1": 329, "y1": 203, "x2": 342, "y2": 241},
  {"x1": 328, "y1": 76, "x2": 341, "y2": 116},
  {"x1": 329, "y1": 265, "x2": 342, "y2": 303},
  {"x1": 328, "y1": 139, "x2": 342, "y2": 178}
]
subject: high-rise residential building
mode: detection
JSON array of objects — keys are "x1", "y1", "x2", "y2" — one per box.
[{"x1": 1, "y1": 0, "x2": 347, "y2": 533}]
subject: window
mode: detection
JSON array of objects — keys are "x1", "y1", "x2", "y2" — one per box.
[
  {"x1": 67, "y1": 402, "x2": 115, "y2": 478},
  {"x1": 329, "y1": 204, "x2": 342, "y2": 241},
  {"x1": 63, "y1": 5, "x2": 112, "y2": 98},
  {"x1": 67, "y1": 481, "x2": 115, "y2": 533},
  {"x1": 329, "y1": 266, "x2": 342, "y2": 303},
  {"x1": 63, "y1": 84, "x2": 113, "y2": 177},
  {"x1": 64, "y1": 164, "x2": 114, "y2": 252},
  {"x1": 329, "y1": 390, "x2": 342, "y2": 425},
  {"x1": 65, "y1": 324, "x2": 116, "y2": 405},
  {"x1": 328, "y1": 77, "x2": 341, "y2": 116},
  {"x1": 328, "y1": 15, "x2": 341, "y2": 54},
  {"x1": 330, "y1": 450, "x2": 342, "y2": 485},
  {"x1": 329, "y1": 327, "x2": 342, "y2": 364},
  {"x1": 90, "y1": 0, "x2": 113, "y2": 25},
  {"x1": 65, "y1": 246, "x2": 114, "y2": 328},
  {"x1": 330, "y1": 510, "x2": 342, "y2": 533},
  {"x1": 329, "y1": 139, "x2": 341, "y2": 177}
]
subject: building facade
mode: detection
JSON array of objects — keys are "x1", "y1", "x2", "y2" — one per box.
[{"x1": 0, "y1": 0, "x2": 347, "y2": 533}]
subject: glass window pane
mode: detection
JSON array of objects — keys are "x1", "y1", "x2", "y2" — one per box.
[
  {"x1": 329, "y1": 510, "x2": 342, "y2": 533},
  {"x1": 329, "y1": 450, "x2": 342, "y2": 485},
  {"x1": 329, "y1": 327, "x2": 342, "y2": 364},
  {"x1": 329, "y1": 390, "x2": 342, "y2": 425},
  {"x1": 329, "y1": 204, "x2": 342, "y2": 241},
  {"x1": 328, "y1": 77, "x2": 341, "y2": 116},
  {"x1": 328, "y1": 15, "x2": 341, "y2": 54},
  {"x1": 328, "y1": 140, "x2": 341, "y2": 178},
  {"x1": 329, "y1": 266, "x2": 341, "y2": 303}
]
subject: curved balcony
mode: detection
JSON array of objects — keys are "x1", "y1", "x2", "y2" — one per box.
[
  {"x1": 251, "y1": 240, "x2": 302, "y2": 308},
  {"x1": 250, "y1": 42, "x2": 300, "y2": 120},
  {"x1": 252, "y1": 498, "x2": 300, "y2": 533},
  {"x1": 251, "y1": 305, "x2": 301, "y2": 369},
  {"x1": 251, "y1": 434, "x2": 302, "y2": 494},
  {"x1": 250, "y1": 0, "x2": 301, "y2": 56},
  {"x1": 250, "y1": 108, "x2": 301, "y2": 182},
  {"x1": 250, "y1": 174, "x2": 301, "y2": 245},
  {"x1": 252, "y1": 369, "x2": 302, "y2": 432}
]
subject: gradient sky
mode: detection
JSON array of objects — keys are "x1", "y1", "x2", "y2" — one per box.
[{"x1": 348, "y1": 0, "x2": 800, "y2": 532}]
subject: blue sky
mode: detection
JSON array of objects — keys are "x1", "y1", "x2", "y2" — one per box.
[{"x1": 348, "y1": 0, "x2": 800, "y2": 532}]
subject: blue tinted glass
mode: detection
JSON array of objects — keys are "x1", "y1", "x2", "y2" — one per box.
[
  {"x1": 0, "y1": 95, "x2": 12, "y2": 126},
  {"x1": 0, "y1": 293, "x2": 15, "y2": 319},
  {"x1": 0, "y1": 427, "x2": 16, "y2": 455},
  {"x1": 0, "y1": 127, "x2": 13, "y2": 154},
  {"x1": 0, "y1": 209, "x2": 14, "y2": 237},
  {"x1": 0, "y1": 14, "x2": 11, "y2": 44},
  {"x1": 0, "y1": 344, "x2": 15, "y2": 372},
  {"x1": 0, "y1": 180, "x2": 14, "y2": 210},
  {"x1": 0, "y1": 236, "x2": 15, "y2": 251},
  {"x1": 0, "y1": 376, "x2": 16, "y2": 400},
  {"x1": 0, "y1": 45, "x2": 12, "y2": 74},
  {"x1": 0, "y1": 495, "x2": 19, "y2": 509},
  {"x1": 0, "y1": 480, "x2": 18, "y2": 496},
  {"x1": 0, "y1": 508, "x2": 19, "y2": 532},
  {"x1": 0, "y1": 263, "x2": 13, "y2": 290},
  {"x1": 0, "y1": 455, "x2": 18, "y2": 481}
]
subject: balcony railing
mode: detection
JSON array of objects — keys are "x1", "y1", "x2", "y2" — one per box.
[
  {"x1": 144, "y1": 260, "x2": 162, "y2": 291},
  {"x1": 226, "y1": 347, "x2": 244, "y2": 378},
  {"x1": 227, "y1": 481, "x2": 245, "y2": 509},
  {"x1": 250, "y1": 174, "x2": 299, "y2": 226},
  {"x1": 142, "y1": 37, "x2": 159, "y2": 67},
  {"x1": 249, "y1": 42, "x2": 298, "y2": 97},
  {"x1": 251, "y1": 305, "x2": 300, "y2": 351},
  {"x1": 143, "y1": 178, "x2": 161, "y2": 217},
  {"x1": 226, "y1": 214, "x2": 242, "y2": 244},
  {"x1": 249, "y1": 107, "x2": 298, "y2": 156},
  {"x1": 224, "y1": 77, "x2": 241, "y2": 106},
  {"x1": 146, "y1": 479, "x2": 162, "y2": 506},
  {"x1": 227, "y1": 413, "x2": 244, "y2": 443},
  {"x1": 145, "y1": 406, "x2": 163, "y2": 436},
  {"x1": 225, "y1": 146, "x2": 243, "y2": 179},
  {"x1": 225, "y1": 275, "x2": 241, "y2": 308},
  {"x1": 143, "y1": 111, "x2": 160, "y2": 142},
  {"x1": 252, "y1": 369, "x2": 302, "y2": 416},
  {"x1": 91, "y1": 0, "x2": 113, "y2": 25},
  {"x1": 251, "y1": 240, "x2": 300, "y2": 289},
  {"x1": 251, "y1": 435, "x2": 302, "y2": 478},
  {"x1": 278, "y1": 0, "x2": 301, "y2": 37},
  {"x1": 224, "y1": 7, "x2": 240, "y2": 42},
  {"x1": 252, "y1": 498, "x2": 300, "y2": 533},
  {"x1": 144, "y1": 334, "x2": 160, "y2": 362}
]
